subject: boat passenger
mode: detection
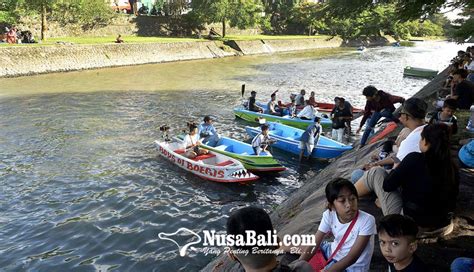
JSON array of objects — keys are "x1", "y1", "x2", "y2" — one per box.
[
  {"x1": 183, "y1": 124, "x2": 209, "y2": 159},
  {"x1": 251, "y1": 124, "x2": 273, "y2": 155},
  {"x1": 299, "y1": 178, "x2": 377, "y2": 272},
  {"x1": 299, "y1": 117, "x2": 321, "y2": 162},
  {"x1": 357, "y1": 86, "x2": 405, "y2": 147},
  {"x1": 331, "y1": 97, "x2": 353, "y2": 143},
  {"x1": 308, "y1": 91, "x2": 318, "y2": 107},
  {"x1": 297, "y1": 104, "x2": 317, "y2": 120},
  {"x1": 428, "y1": 98, "x2": 458, "y2": 135},
  {"x1": 267, "y1": 91, "x2": 282, "y2": 116},
  {"x1": 356, "y1": 124, "x2": 459, "y2": 230},
  {"x1": 248, "y1": 91, "x2": 263, "y2": 113},
  {"x1": 198, "y1": 116, "x2": 219, "y2": 146},
  {"x1": 295, "y1": 89, "x2": 306, "y2": 107},
  {"x1": 227, "y1": 206, "x2": 314, "y2": 272},
  {"x1": 287, "y1": 99, "x2": 297, "y2": 118}
]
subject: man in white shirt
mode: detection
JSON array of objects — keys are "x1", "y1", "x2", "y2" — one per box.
[
  {"x1": 295, "y1": 89, "x2": 306, "y2": 107},
  {"x1": 354, "y1": 98, "x2": 428, "y2": 215}
]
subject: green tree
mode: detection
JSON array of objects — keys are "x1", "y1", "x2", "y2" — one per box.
[
  {"x1": 191, "y1": 0, "x2": 263, "y2": 37},
  {"x1": 325, "y1": 0, "x2": 472, "y2": 42},
  {"x1": 22, "y1": 0, "x2": 55, "y2": 40}
]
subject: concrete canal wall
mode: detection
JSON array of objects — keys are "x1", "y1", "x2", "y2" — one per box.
[
  {"x1": 201, "y1": 66, "x2": 474, "y2": 271},
  {"x1": 0, "y1": 37, "x2": 345, "y2": 78}
]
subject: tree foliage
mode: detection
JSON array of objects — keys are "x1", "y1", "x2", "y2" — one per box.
[{"x1": 190, "y1": 0, "x2": 263, "y2": 37}]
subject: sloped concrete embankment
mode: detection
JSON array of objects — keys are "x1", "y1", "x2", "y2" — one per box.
[
  {"x1": 0, "y1": 37, "x2": 346, "y2": 78},
  {"x1": 0, "y1": 41, "x2": 236, "y2": 78},
  {"x1": 202, "y1": 67, "x2": 474, "y2": 271},
  {"x1": 226, "y1": 38, "x2": 343, "y2": 55}
]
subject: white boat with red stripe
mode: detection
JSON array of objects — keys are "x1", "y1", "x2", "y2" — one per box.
[{"x1": 155, "y1": 140, "x2": 259, "y2": 183}]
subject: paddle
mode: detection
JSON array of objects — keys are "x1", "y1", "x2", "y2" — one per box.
[{"x1": 241, "y1": 84, "x2": 246, "y2": 98}]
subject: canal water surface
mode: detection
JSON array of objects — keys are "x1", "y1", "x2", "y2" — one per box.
[{"x1": 0, "y1": 41, "x2": 467, "y2": 271}]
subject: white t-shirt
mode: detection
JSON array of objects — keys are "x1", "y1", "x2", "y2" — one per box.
[
  {"x1": 295, "y1": 94, "x2": 305, "y2": 106},
  {"x1": 182, "y1": 134, "x2": 200, "y2": 149},
  {"x1": 318, "y1": 210, "x2": 376, "y2": 272},
  {"x1": 297, "y1": 105, "x2": 318, "y2": 119},
  {"x1": 396, "y1": 125, "x2": 425, "y2": 161}
]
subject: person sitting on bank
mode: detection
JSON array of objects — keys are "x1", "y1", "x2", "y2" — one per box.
[
  {"x1": 428, "y1": 98, "x2": 458, "y2": 135},
  {"x1": 183, "y1": 123, "x2": 209, "y2": 159},
  {"x1": 357, "y1": 124, "x2": 459, "y2": 230},
  {"x1": 331, "y1": 97, "x2": 353, "y2": 143},
  {"x1": 268, "y1": 91, "x2": 282, "y2": 116},
  {"x1": 226, "y1": 206, "x2": 314, "y2": 272},
  {"x1": 208, "y1": 27, "x2": 221, "y2": 40},
  {"x1": 357, "y1": 86, "x2": 405, "y2": 147},
  {"x1": 198, "y1": 116, "x2": 219, "y2": 146},
  {"x1": 295, "y1": 89, "x2": 306, "y2": 107},
  {"x1": 353, "y1": 98, "x2": 427, "y2": 199},
  {"x1": 115, "y1": 34, "x2": 124, "y2": 43},
  {"x1": 299, "y1": 178, "x2": 377, "y2": 271},
  {"x1": 297, "y1": 103, "x2": 317, "y2": 120},
  {"x1": 378, "y1": 214, "x2": 430, "y2": 272},
  {"x1": 299, "y1": 117, "x2": 321, "y2": 162},
  {"x1": 251, "y1": 124, "x2": 273, "y2": 155},
  {"x1": 248, "y1": 91, "x2": 263, "y2": 113},
  {"x1": 449, "y1": 69, "x2": 474, "y2": 110}
]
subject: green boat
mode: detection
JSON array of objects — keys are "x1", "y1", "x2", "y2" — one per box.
[
  {"x1": 403, "y1": 66, "x2": 438, "y2": 79},
  {"x1": 234, "y1": 106, "x2": 332, "y2": 130},
  {"x1": 176, "y1": 135, "x2": 285, "y2": 173}
]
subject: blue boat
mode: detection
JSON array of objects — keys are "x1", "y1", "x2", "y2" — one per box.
[
  {"x1": 245, "y1": 122, "x2": 353, "y2": 159},
  {"x1": 234, "y1": 106, "x2": 332, "y2": 130},
  {"x1": 202, "y1": 136, "x2": 286, "y2": 173},
  {"x1": 176, "y1": 134, "x2": 285, "y2": 173}
]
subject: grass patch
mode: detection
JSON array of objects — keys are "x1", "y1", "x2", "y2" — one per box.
[
  {"x1": 409, "y1": 36, "x2": 446, "y2": 41},
  {"x1": 0, "y1": 34, "x2": 335, "y2": 47},
  {"x1": 223, "y1": 34, "x2": 333, "y2": 41},
  {"x1": 0, "y1": 35, "x2": 203, "y2": 47},
  {"x1": 399, "y1": 41, "x2": 415, "y2": 47}
]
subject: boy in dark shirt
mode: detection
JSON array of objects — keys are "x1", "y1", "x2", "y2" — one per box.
[
  {"x1": 378, "y1": 214, "x2": 429, "y2": 272},
  {"x1": 451, "y1": 69, "x2": 474, "y2": 109},
  {"x1": 428, "y1": 98, "x2": 458, "y2": 134}
]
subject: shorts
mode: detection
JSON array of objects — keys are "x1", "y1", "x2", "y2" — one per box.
[{"x1": 299, "y1": 142, "x2": 314, "y2": 154}]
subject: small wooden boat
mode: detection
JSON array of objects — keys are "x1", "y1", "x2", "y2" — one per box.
[
  {"x1": 403, "y1": 66, "x2": 438, "y2": 79},
  {"x1": 202, "y1": 136, "x2": 286, "y2": 173},
  {"x1": 245, "y1": 122, "x2": 353, "y2": 159},
  {"x1": 155, "y1": 140, "x2": 258, "y2": 183},
  {"x1": 234, "y1": 106, "x2": 332, "y2": 130}
]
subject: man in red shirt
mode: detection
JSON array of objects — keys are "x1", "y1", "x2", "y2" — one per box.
[{"x1": 357, "y1": 86, "x2": 405, "y2": 147}]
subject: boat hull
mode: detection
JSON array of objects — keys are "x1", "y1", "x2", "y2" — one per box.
[
  {"x1": 175, "y1": 135, "x2": 286, "y2": 173},
  {"x1": 403, "y1": 66, "x2": 438, "y2": 79},
  {"x1": 234, "y1": 107, "x2": 332, "y2": 130},
  {"x1": 204, "y1": 140, "x2": 286, "y2": 173},
  {"x1": 155, "y1": 140, "x2": 258, "y2": 183},
  {"x1": 245, "y1": 122, "x2": 353, "y2": 159}
]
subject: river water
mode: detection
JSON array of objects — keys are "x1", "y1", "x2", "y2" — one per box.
[{"x1": 0, "y1": 41, "x2": 468, "y2": 271}]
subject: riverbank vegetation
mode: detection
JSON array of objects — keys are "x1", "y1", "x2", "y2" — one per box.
[{"x1": 0, "y1": 0, "x2": 472, "y2": 43}]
